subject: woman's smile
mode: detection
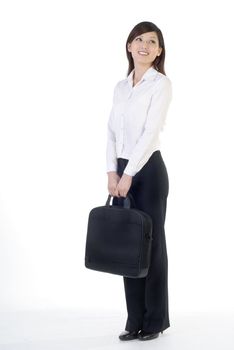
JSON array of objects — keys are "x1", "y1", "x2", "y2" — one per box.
[{"x1": 138, "y1": 51, "x2": 149, "y2": 56}]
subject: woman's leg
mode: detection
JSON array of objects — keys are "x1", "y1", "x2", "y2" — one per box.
[
  {"x1": 117, "y1": 151, "x2": 170, "y2": 333},
  {"x1": 112, "y1": 158, "x2": 146, "y2": 331}
]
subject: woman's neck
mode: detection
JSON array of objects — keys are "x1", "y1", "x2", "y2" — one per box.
[{"x1": 133, "y1": 64, "x2": 152, "y2": 86}]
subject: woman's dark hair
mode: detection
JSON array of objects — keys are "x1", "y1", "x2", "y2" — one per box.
[{"x1": 126, "y1": 21, "x2": 166, "y2": 76}]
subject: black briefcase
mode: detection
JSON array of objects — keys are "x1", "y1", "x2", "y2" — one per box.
[{"x1": 84, "y1": 193, "x2": 153, "y2": 278}]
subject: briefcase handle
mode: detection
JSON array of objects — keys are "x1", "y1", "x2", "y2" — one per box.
[{"x1": 105, "y1": 193, "x2": 136, "y2": 209}]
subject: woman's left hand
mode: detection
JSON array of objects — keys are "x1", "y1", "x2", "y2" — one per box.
[{"x1": 114, "y1": 173, "x2": 133, "y2": 197}]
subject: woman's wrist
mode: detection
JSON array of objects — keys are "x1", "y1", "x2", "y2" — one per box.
[{"x1": 107, "y1": 171, "x2": 118, "y2": 177}]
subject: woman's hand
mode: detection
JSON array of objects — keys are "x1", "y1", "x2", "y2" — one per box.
[
  {"x1": 107, "y1": 171, "x2": 121, "y2": 196},
  {"x1": 114, "y1": 173, "x2": 133, "y2": 198}
]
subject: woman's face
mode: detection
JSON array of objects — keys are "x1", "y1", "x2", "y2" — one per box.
[{"x1": 127, "y1": 31, "x2": 162, "y2": 66}]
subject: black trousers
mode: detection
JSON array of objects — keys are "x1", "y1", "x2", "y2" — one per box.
[{"x1": 112, "y1": 150, "x2": 170, "y2": 333}]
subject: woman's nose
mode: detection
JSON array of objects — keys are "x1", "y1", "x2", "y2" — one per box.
[{"x1": 141, "y1": 40, "x2": 149, "y2": 48}]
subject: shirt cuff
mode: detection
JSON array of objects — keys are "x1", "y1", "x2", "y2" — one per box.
[
  {"x1": 123, "y1": 165, "x2": 137, "y2": 177},
  {"x1": 106, "y1": 166, "x2": 117, "y2": 173}
]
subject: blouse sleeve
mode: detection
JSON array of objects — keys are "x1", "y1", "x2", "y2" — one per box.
[
  {"x1": 123, "y1": 77, "x2": 173, "y2": 177},
  {"x1": 106, "y1": 83, "x2": 119, "y2": 173}
]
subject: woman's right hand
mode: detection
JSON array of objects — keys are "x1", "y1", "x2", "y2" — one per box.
[{"x1": 107, "y1": 171, "x2": 121, "y2": 197}]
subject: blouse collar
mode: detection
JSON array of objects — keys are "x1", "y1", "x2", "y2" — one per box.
[{"x1": 127, "y1": 66, "x2": 158, "y2": 88}]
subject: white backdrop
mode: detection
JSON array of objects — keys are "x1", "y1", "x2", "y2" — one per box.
[{"x1": 0, "y1": 0, "x2": 234, "y2": 317}]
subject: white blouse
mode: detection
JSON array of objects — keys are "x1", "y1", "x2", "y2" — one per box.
[{"x1": 106, "y1": 66, "x2": 172, "y2": 177}]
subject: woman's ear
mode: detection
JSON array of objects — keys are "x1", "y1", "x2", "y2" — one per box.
[{"x1": 158, "y1": 47, "x2": 163, "y2": 56}]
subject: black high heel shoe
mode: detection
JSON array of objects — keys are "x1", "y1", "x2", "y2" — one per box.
[
  {"x1": 137, "y1": 330, "x2": 163, "y2": 341},
  {"x1": 119, "y1": 330, "x2": 139, "y2": 341}
]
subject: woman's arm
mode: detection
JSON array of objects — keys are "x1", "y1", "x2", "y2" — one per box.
[
  {"x1": 106, "y1": 84, "x2": 119, "y2": 174},
  {"x1": 123, "y1": 77, "x2": 173, "y2": 177}
]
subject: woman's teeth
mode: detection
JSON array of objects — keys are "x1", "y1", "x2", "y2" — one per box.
[{"x1": 138, "y1": 51, "x2": 149, "y2": 55}]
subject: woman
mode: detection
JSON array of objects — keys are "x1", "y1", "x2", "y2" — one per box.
[{"x1": 106, "y1": 21, "x2": 172, "y2": 342}]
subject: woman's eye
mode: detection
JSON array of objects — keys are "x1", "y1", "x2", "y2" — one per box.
[{"x1": 135, "y1": 38, "x2": 156, "y2": 44}]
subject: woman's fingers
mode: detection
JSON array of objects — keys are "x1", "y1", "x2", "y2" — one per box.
[
  {"x1": 115, "y1": 189, "x2": 121, "y2": 197},
  {"x1": 108, "y1": 182, "x2": 118, "y2": 197},
  {"x1": 108, "y1": 175, "x2": 131, "y2": 198}
]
